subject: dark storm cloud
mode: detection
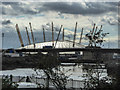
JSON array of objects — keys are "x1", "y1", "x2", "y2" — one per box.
[
  {"x1": 105, "y1": 2, "x2": 118, "y2": 6},
  {"x1": 2, "y1": 20, "x2": 12, "y2": 25},
  {"x1": 2, "y1": 2, "x2": 118, "y2": 16},
  {"x1": 2, "y1": 2, "x2": 19, "y2": 5},
  {"x1": 42, "y1": 2, "x2": 117, "y2": 15}
]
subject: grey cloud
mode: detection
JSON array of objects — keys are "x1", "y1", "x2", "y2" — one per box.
[
  {"x1": 101, "y1": 15, "x2": 118, "y2": 25},
  {"x1": 2, "y1": 2, "x2": 38, "y2": 15},
  {"x1": 105, "y1": 2, "x2": 118, "y2": 6},
  {"x1": 42, "y1": 22, "x2": 61, "y2": 32},
  {"x1": 2, "y1": 2, "x2": 118, "y2": 16},
  {"x1": 108, "y1": 20, "x2": 118, "y2": 25},
  {"x1": 2, "y1": 20, "x2": 12, "y2": 25},
  {"x1": 2, "y1": 2, "x2": 19, "y2": 5},
  {"x1": 42, "y1": 2, "x2": 118, "y2": 15}
]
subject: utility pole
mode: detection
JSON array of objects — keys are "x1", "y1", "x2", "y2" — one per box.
[
  {"x1": 29, "y1": 22, "x2": 35, "y2": 49},
  {"x1": 25, "y1": 27, "x2": 31, "y2": 45},
  {"x1": 91, "y1": 23, "x2": 96, "y2": 36},
  {"x1": 68, "y1": 36, "x2": 70, "y2": 48},
  {"x1": 94, "y1": 26, "x2": 98, "y2": 47},
  {"x1": 2, "y1": 33, "x2": 4, "y2": 48},
  {"x1": 94, "y1": 26, "x2": 98, "y2": 35},
  {"x1": 54, "y1": 25, "x2": 63, "y2": 48},
  {"x1": 15, "y1": 24, "x2": 24, "y2": 47},
  {"x1": 43, "y1": 26, "x2": 46, "y2": 42},
  {"x1": 79, "y1": 28, "x2": 84, "y2": 44},
  {"x1": 98, "y1": 25, "x2": 102, "y2": 38},
  {"x1": 73, "y1": 22, "x2": 77, "y2": 47},
  {"x1": 62, "y1": 28, "x2": 64, "y2": 41},
  {"x1": 52, "y1": 22, "x2": 54, "y2": 47}
]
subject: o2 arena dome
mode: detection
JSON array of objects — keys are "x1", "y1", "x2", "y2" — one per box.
[
  {"x1": 23, "y1": 40, "x2": 85, "y2": 49},
  {"x1": 16, "y1": 22, "x2": 85, "y2": 49}
]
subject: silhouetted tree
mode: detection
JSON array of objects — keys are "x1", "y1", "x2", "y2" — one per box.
[{"x1": 34, "y1": 53, "x2": 68, "y2": 90}]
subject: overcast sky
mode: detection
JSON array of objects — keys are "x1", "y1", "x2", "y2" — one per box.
[{"x1": 1, "y1": 1, "x2": 119, "y2": 48}]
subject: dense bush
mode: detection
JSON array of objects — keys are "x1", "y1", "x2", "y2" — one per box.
[{"x1": 2, "y1": 75, "x2": 18, "y2": 89}]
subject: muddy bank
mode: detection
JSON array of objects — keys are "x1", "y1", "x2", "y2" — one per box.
[
  {"x1": 2, "y1": 53, "x2": 60, "y2": 70},
  {"x1": 2, "y1": 55, "x2": 37, "y2": 70}
]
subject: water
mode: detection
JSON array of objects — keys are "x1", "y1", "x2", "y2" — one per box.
[{"x1": 0, "y1": 63, "x2": 109, "y2": 88}]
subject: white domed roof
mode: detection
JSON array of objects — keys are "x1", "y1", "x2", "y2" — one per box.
[{"x1": 23, "y1": 40, "x2": 85, "y2": 49}]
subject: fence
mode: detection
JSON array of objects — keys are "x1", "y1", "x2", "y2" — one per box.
[{"x1": 2, "y1": 75, "x2": 86, "y2": 89}]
